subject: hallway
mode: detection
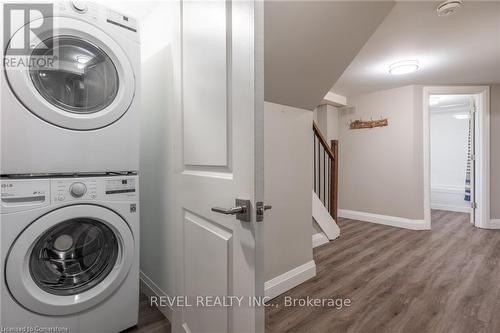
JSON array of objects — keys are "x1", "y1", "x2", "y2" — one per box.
[{"x1": 266, "y1": 210, "x2": 500, "y2": 332}]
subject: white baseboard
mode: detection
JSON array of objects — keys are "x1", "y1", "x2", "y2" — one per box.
[
  {"x1": 264, "y1": 260, "x2": 316, "y2": 300},
  {"x1": 431, "y1": 186, "x2": 470, "y2": 213},
  {"x1": 140, "y1": 271, "x2": 173, "y2": 321},
  {"x1": 484, "y1": 219, "x2": 500, "y2": 229},
  {"x1": 431, "y1": 203, "x2": 470, "y2": 213},
  {"x1": 338, "y1": 209, "x2": 430, "y2": 230},
  {"x1": 312, "y1": 232, "x2": 329, "y2": 248}
]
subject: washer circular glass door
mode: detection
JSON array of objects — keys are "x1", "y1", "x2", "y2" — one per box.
[
  {"x1": 4, "y1": 17, "x2": 135, "y2": 130},
  {"x1": 29, "y1": 218, "x2": 119, "y2": 296},
  {"x1": 6, "y1": 205, "x2": 134, "y2": 316}
]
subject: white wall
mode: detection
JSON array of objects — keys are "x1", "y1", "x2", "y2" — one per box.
[
  {"x1": 265, "y1": 102, "x2": 313, "y2": 281},
  {"x1": 338, "y1": 85, "x2": 424, "y2": 221},
  {"x1": 314, "y1": 104, "x2": 340, "y2": 141},
  {"x1": 137, "y1": 1, "x2": 180, "y2": 310},
  {"x1": 430, "y1": 109, "x2": 470, "y2": 212},
  {"x1": 338, "y1": 84, "x2": 500, "y2": 225},
  {"x1": 326, "y1": 105, "x2": 340, "y2": 141}
]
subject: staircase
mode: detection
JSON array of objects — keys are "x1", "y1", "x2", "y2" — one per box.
[{"x1": 312, "y1": 122, "x2": 340, "y2": 247}]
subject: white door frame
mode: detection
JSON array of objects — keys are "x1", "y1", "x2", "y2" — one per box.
[{"x1": 423, "y1": 86, "x2": 490, "y2": 229}]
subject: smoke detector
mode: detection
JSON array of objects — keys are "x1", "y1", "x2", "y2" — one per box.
[{"x1": 436, "y1": 0, "x2": 463, "y2": 16}]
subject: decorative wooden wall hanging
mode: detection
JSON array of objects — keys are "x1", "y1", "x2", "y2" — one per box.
[{"x1": 349, "y1": 118, "x2": 388, "y2": 130}]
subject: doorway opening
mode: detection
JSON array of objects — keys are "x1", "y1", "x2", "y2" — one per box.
[
  {"x1": 430, "y1": 94, "x2": 476, "y2": 224},
  {"x1": 423, "y1": 86, "x2": 490, "y2": 229}
]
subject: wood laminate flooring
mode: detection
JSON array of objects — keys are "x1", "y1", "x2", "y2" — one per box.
[
  {"x1": 122, "y1": 293, "x2": 171, "y2": 333},
  {"x1": 266, "y1": 210, "x2": 500, "y2": 333}
]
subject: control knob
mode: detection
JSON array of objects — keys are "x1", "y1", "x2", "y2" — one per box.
[
  {"x1": 70, "y1": 182, "x2": 87, "y2": 198},
  {"x1": 71, "y1": 1, "x2": 88, "y2": 13}
]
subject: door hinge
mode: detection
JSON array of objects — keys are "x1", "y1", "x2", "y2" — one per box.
[
  {"x1": 471, "y1": 154, "x2": 476, "y2": 161},
  {"x1": 471, "y1": 202, "x2": 477, "y2": 209}
]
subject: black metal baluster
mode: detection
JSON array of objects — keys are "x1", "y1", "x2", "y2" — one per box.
[
  {"x1": 323, "y1": 147, "x2": 327, "y2": 206},
  {"x1": 328, "y1": 157, "x2": 331, "y2": 212},
  {"x1": 313, "y1": 136, "x2": 316, "y2": 193},
  {"x1": 318, "y1": 140, "x2": 321, "y2": 200}
]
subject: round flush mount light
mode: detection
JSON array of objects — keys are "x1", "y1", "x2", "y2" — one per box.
[
  {"x1": 388, "y1": 60, "x2": 420, "y2": 75},
  {"x1": 436, "y1": 0, "x2": 463, "y2": 16}
]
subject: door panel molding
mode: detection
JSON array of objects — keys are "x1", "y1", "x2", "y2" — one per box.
[
  {"x1": 182, "y1": 0, "x2": 231, "y2": 168},
  {"x1": 184, "y1": 210, "x2": 233, "y2": 333}
]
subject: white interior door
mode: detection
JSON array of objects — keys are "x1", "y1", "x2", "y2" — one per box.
[{"x1": 174, "y1": 1, "x2": 264, "y2": 332}]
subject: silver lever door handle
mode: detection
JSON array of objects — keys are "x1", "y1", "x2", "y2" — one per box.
[
  {"x1": 211, "y1": 199, "x2": 251, "y2": 222},
  {"x1": 211, "y1": 206, "x2": 246, "y2": 215}
]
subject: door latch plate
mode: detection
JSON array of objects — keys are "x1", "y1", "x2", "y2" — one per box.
[{"x1": 256, "y1": 201, "x2": 272, "y2": 222}]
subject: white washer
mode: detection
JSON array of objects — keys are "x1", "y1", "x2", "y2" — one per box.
[
  {"x1": 0, "y1": 174, "x2": 139, "y2": 332},
  {"x1": 1, "y1": 1, "x2": 140, "y2": 175}
]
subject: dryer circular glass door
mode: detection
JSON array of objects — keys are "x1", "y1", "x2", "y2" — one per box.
[
  {"x1": 6, "y1": 205, "x2": 135, "y2": 316},
  {"x1": 29, "y1": 36, "x2": 119, "y2": 115},
  {"x1": 4, "y1": 17, "x2": 135, "y2": 130}
]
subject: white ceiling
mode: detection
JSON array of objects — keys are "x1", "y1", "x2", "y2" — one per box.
[
  {"x1": 264, "y1": 1, "x2": 394, "y2": 110},
  {"x1": 332, "y1": 1, "x2": 500, "y2": 97}
]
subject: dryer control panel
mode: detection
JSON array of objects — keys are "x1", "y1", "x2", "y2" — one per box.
[{"x1": 49, "y1": 1, "x2": 139, "y2": 40}]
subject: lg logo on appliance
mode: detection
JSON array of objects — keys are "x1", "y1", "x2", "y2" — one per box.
[{"x1": 3, "y1": 3, "x2": 53, "y2": 55}]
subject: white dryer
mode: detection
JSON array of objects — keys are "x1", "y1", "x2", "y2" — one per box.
[
  {"x1": 0, "y1": 174, "x2": 139, "y2": 332},
  {"x1": 1, "y1": 1, "x2": 140, "y2": 175}
]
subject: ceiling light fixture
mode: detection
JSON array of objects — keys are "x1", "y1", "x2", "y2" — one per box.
[
  {"x1": 389, "y1": 60, "x2": 420, "y2": 75},
  {"x1": 436, "y1": 0, "x2": 463, "y2": 16}
]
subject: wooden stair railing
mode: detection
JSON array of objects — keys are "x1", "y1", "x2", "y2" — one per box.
[{"x1": 313, "y1": 121, "x2": 339, "y2": 222}]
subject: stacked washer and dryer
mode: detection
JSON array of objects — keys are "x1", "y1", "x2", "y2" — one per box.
[{"x1": 1, "y1": 2, "x2": 141, "y2": 332}]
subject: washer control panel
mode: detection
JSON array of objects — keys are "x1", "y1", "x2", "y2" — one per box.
[
  {"x1": 105, "y1": 178, "x2": 136, "y2": 195},
  {"x1": 1, "y1": 179, "x2": 50, "y2": 213},
  {"x1": 51, "y1": 175, "x2": 137, "y2": 203},
  {"x1": 53, "y1": 179, "x2": 97, "y2": 202},
  {"x1": 1, "y1": 175, "x2": 138, "y2": 212}
]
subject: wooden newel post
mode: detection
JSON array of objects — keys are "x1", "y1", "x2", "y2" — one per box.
[{"x1": 330, "y1": 140, "x2": 339, "y2": 223}]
